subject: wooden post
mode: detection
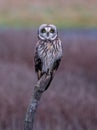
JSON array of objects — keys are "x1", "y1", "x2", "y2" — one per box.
[{"x1": 24, "y1": 74, "x2": 53, "y2": 130}]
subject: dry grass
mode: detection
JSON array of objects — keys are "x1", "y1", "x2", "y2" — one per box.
[{"x1": 0, "y1": 28, "x2": 97, "y2": 130}]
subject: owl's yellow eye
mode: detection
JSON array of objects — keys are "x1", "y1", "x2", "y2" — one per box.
[
  {"x1": 41, "y1": 29, "x2": 46, "y2": 33},
  {"x1": 50, "y1": 29, "x2": 55, "y2": 33}
]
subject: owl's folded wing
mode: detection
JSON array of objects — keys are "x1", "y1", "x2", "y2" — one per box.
[
  {"x1": 53, "y1": 59, "x2": 61, "y2": 71},
  {"x1": 34, "y1": 51, "x2": 42, "y2": 79}
]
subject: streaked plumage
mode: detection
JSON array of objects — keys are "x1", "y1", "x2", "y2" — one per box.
[{"x1": 34, "y1": 24, "x2": 62, "y2": 85}]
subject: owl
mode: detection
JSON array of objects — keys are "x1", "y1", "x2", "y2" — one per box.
[{"x1": 34, "y1": 24, "x2": 62, "y2": 89}]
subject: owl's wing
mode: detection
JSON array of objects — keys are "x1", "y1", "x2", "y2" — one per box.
[
  {"x1": 52, "y1": 38, "x2": 62, "y2": 75},
  {"x1": 34, "y1": 50, "x2": 42, "y2": 80},
  {"x1": 53, "y1": 59, "x2": 61, "y2": 71},
  {"x1": 51, "y1": 58, "x2": 61, "y2": 78}
]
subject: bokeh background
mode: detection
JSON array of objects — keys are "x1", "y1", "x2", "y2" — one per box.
[{"x1": 0, "y1": 0, "x2": 97, "y2": 130}]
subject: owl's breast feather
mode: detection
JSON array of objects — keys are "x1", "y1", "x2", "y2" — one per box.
[{"x1": 37, "y1": 40, "x2": 62, "y2": 73}]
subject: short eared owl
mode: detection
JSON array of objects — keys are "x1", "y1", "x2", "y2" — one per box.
[{"x1": 34, "y1": 24, "x2": 62, "y2": 82}]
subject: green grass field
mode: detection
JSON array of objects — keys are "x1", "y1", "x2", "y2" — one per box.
[{"x1": 0, "y1": 0, "x2": 97, "y2": 28}]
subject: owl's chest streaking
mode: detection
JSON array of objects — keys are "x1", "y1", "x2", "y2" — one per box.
[{"x1": 37, "y1": 39, "x2": 62, "y2": 73}]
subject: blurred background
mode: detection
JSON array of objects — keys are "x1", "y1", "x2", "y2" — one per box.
[{"x1": 0, "y1": 0, "x2": 97, "y2": 130}]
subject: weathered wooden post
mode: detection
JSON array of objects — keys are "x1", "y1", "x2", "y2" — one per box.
[{"x1": 24, "y1": 74, "x2": 53, "y2": 130}]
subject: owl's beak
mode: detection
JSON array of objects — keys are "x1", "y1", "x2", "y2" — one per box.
[
  {"x1": 47, "y1": 32, "x2": 49, "y2": 37},
  {"x1": 45, "y1": 32, "x2": 49, "y2": 40}
]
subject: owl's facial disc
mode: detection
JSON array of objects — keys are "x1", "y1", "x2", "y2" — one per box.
[{"x1": 38, "y1": 24, "x2": 58, "y2": 41}]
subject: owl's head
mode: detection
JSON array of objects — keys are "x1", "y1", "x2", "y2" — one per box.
[{"x1": 38, "y1": 24, "x2": 58, "y2": 41}]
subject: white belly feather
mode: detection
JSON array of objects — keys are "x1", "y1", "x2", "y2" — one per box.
[{"x1": 37, "y1": 40, "x2": 62, "y2": 73}]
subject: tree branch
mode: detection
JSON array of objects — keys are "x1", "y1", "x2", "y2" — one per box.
[{"x1": 24, "y1": 74, "x2": 53, "y2": 130}]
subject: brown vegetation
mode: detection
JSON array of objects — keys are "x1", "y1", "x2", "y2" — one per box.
[
  {"x1": 0, "y1": 0, "x2": 97, "y2": 27},
  {"x1": 0, "y1": 29, "x2": 97, "y2": 130}
]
